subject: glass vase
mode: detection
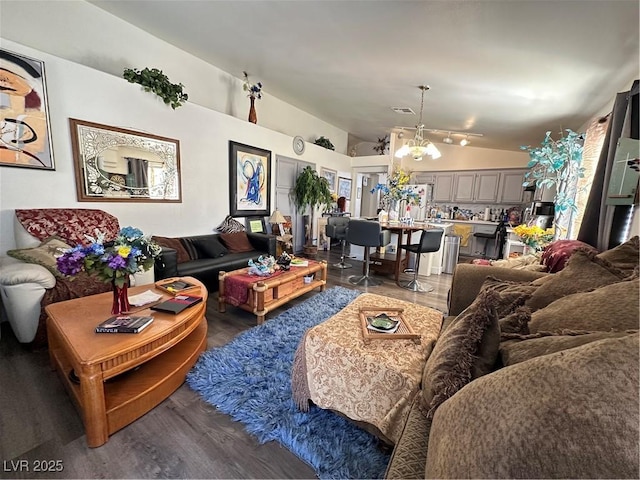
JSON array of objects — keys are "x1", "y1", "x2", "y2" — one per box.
[
  {"x1": 111, "y1": 278, "x2": 130, "y2": 315},
  {"x1": 388, "y1": 199, "x2": 400, "y2": 221}
]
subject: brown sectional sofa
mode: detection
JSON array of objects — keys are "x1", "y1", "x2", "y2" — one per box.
[{"x1": 385, "y1": 236, "x2": 639, "y2": 479}]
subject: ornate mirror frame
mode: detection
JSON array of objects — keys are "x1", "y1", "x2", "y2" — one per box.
[{"x1": 69, "y1": 118, "x2": 182, "y2": 202}]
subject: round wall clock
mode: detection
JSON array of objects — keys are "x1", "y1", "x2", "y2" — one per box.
[{"x1": 293, "y1": 136, "x2": 305, "y2": 155}]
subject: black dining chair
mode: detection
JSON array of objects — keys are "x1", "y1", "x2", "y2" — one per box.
[
  {"x1": 346, "y1": 219, "x2": 390, "y2": 287},
  {"x1": 398, "y1": 228, "x2": 444, "y2": 292},
  {"x1": 325, "y1": 216, "x2": 352, "y2": 269},
  {"x1": 474, "y1": 221, "x2": 507, "y2": 259}
]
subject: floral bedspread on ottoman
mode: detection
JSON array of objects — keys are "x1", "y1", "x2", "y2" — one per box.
[{"x1": 292, "y1": 293, "x2": 443, "y2": 444}]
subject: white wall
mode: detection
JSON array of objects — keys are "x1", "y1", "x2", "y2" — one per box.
[
  {"x1": 0, "y1": 0, "x2": 348, "y2": 153},
  {"x1": 0, "y1": 39, "x2": 351, "y2": 254}
]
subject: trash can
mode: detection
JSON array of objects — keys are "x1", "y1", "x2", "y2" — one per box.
[{"x1": 443, "y1": 234, "x2": 461, "y2": 274}]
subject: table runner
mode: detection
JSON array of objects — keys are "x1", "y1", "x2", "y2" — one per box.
[
  {"x1": 223, "y1": 270, "x2": 285, "y2": 306},
  {"x1": 292, "y1": 293, "x2": 443, "y2": 444}
]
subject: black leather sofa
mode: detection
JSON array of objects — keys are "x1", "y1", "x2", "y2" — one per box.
[{"x1": 154, "y1": 232, "x2": 276, "y2": 292}]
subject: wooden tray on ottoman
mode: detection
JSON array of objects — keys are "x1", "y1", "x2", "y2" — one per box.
[{"x1": 359, "y1": 307, "x2": 421, "y2": 344}]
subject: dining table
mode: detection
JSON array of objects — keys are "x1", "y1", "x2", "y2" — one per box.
[{"x1": 369, "y1": 221, "x2": 437, "y2": 282}]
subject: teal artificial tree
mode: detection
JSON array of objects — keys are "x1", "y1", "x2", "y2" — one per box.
[{"x1": 521, "y1": 129, "x2": 584, "y2": 240}]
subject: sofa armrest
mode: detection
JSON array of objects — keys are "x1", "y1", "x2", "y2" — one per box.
[
  {"x1": 448, "y1": 263, "x2": 548, "y2": 317},
  {"x1": 154, "y1": 247, "x2": 178, "y2": 280},
  {"x1": 0, "y1": 261, "x2": 56, "y2": 289},
  {"x1": 247, "y1": 233, "x2": 277, "y2": 257}
]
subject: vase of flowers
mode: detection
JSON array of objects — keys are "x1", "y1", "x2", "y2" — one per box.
[
  {"x1": 370, "y1": 167, "x2": 419, "y2": 216},
  {"x1": 243, "y1": 71, "x2": 262, "y2": 124},
  {"x1": 57, "y1": 227, "x2": 161, "y2": 314},
  {"x1": 513, "y1": 224, "x2": 555, "y2": 254}
]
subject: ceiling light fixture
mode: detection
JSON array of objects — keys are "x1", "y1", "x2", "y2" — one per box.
[
  {"x1": 459, "y1": 135, "x2": 470, "y2": 147},
  {"x1": 443, "y1": 132, "x2": 454, "y2": 144},
  {"x1": 395, "y1": 85, "x2": 441, "y2": 161}
]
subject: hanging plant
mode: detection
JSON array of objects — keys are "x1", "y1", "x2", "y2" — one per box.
[
  {"x1": 123, "y1": 67, "x2": 188, "y2": 109},
  {"x1": 314, "y1": 136, "x2": 335, "y2": 151}
]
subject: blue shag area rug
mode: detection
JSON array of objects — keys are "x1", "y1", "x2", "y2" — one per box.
[{"x1": 187, "y1": 286, "x2": 391, "y2": 479}]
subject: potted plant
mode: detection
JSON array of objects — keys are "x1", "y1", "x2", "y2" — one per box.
[
  {"x1": 123, "y1": 67, "x2": 188, "y2": 109},
  {"x1": 521, "y1": 129, "x2": 584, "y2": 240},
  {"x1": 314, "y1": 136, "x2": 335, "y2": 151},
  {"x1": 293, "y1": 166, "x2": 333, "y2": 254}
]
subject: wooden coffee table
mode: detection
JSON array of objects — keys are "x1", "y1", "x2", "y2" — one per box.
[
  {"x1": 45, "y1": 277, "x2": 207, "y2": 447},
  {"x1": 218, "y1": 260, "x2": 327, "y2": 324}
]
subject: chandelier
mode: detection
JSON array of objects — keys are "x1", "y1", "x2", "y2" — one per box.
[{"x1": 395, "y1": 85, "x2": 441, "y2": 161}]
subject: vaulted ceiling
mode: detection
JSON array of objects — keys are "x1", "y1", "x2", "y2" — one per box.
[{"x1": 90, "y1": 0, "x2": 639, "y2": 152}]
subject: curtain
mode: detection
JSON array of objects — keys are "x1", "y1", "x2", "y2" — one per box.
[{"x1": 577, "y1": 80, "x2": 639, "y2": 250}]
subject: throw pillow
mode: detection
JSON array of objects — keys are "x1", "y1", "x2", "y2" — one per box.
[
  {"x1": 479, "y1": 277, "x2": 538, "y2": 318},
  {"x1": 500, "y1": 330, "x2": 637, "y2": 366},
  {"x1": 540, "y1": 239, "x2": 598, "y2": 273},
  {"x1": 219, "y1": 232, "x2": 254, "y2": 253},
  {"x1": 425, "y1": 333, "x2": 639, "y2": 479},
  {"x1": 597, "y1": 235, "x2": 639, "y2": 277},
  {"x1": 151, "y1": 236, "x2": 191, "y2": 264},
  {"x1": 526, "y1": 249, "x2": 628, "y2": 312},
  {"x1": 215, "y1": 215, "x2": 246, "y2": 234},
  {"x1": 498, "y1": 306, "x2": 531, "y2": 336},
  {"x1": 528, "y1": 278, "x2": 639, "y2": 333},
  {"x1": 420, "y1": 289, "x2": 500, "y2": 418},
  {"x1": 7, "y1": 236, "x2": 71, "y2": 278}
]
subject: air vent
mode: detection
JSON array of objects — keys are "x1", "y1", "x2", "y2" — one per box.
[{"x1": 391, "y1": 107, "x2": 415, "y2": 115}]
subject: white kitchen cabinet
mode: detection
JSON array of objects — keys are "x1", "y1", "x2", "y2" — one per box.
[
  {"x1": 474, "y1": 172, "x2": 500, "y2": 203},
  {"x1": 433, "y1": 173, "x2": 455, "y2": 202},
  {"x1": 499, "y1": 170, "x2": 527, "y2": 203},
  {"x1": 453, "y1": 173, "x2": 476, "y2": 202}
]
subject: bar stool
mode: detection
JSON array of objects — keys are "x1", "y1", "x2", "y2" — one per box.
[
  {"x1": 325, "y1": 216, "x2": 352, "y2": 269},
  {"x1": 473, "y1": 222, "x2": 505, "y2": 259},
  {"x1": 398, "y1": 228, "x2": 444, "y2": 292},
  {"x1": 347, "y1": 219, "x2": 390, "y2": 287}
]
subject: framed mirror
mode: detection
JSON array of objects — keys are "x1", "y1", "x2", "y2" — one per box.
[{"x1": 69, "y1": 118, "x2": 182, "y2": 202}]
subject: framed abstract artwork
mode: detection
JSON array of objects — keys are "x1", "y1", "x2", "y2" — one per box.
[
  {"x1": 0, "y1": 48, "x2": 55, "y2": 170},
  {"x1": 229, "y1": 141, "x2": 271, "y2": 217},
  {"x1": 320, "y1": 167, "x2": 337, "y2": 193},
  {"x1": 337, "y1": 176, "x2": 352, "y2": 200}
]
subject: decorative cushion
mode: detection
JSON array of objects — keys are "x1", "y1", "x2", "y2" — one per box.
[
  {"x1": 528, "y1": 278, "x2": 639, "y2": 333},
  {"x1": 215, "y1": 215, "x2": 246, "y2": 234},
  {"x1": 152, "y1": 236, "x2": 191, "y2": 264},
  {"x1": 189, "y1": 236, "x2": 228, "y2": 258},
  {"x1": 479, "y1": 277, "x2": 538, "y2": 318},
  {"x1": 219, "y1": 232, "x2": 254, "y2": 253},
  {"x1": 498, "y1": 306, "x2": 531, "y2": 336},
  {"x1": 425, "y1": 333, "x2": 639, "y2": 479},
  {"x1": 526, "y1": 249, "x2": 628, "y2": 312},
  {"x1": 15, "y1": 208, "x2": 120, "y2": 246},
  {"x1": 420, "y1": 289, "x2": 500, "y2": 418},
  {"x1": 7, "y1": 236, "x2": 71, "y2": 278},
  {"x1": 597, "y1": 235, "x2": 639, "y2": 277},
  {"x1": 541, "y1": 239, "x2": 598, "y2": 273},
  {"x1": 500, "y1": 330, "x2": 637, "y2": 366}
]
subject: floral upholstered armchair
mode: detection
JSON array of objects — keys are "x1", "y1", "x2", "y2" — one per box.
[{"x1": 0, "y1": 209, "x2": 135, "y2": 345}]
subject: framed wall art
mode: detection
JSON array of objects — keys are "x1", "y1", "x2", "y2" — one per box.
[
  {"x1": 245, "y1": 216, "x2": 267, "y2": 233},
  {"x1": 337, "y1": 176, "x2": 352, "y2": 200},
  {"x1": 0, "y1": 48, "x2": 55, "y2": 170},
  {"x1": 229, "y1": 141, "x2": 271, "y2": 217},
  {"x1": 69, "y1": 118, "x2": 181, "y2": 202},
  {"x1": 320, "y1": 167, "x2": 337, "y2": 193}
]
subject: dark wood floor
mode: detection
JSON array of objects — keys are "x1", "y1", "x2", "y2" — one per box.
[{"x1": 0, "y1": 250, "x2": 452, "y2": 479}]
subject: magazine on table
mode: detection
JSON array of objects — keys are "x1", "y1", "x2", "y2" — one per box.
[
  {"x1": 95, "y1": 315, "x2": 154, "y2": 334},
  {"x1": 150, "y1": 294, "x2": 204, "y2": 314}
]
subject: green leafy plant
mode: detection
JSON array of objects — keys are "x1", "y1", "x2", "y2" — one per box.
[
  {"x1": 293, "y1": 166, "x2": 333, "y2": 248},
  {"x1": 123, "y1": 67, "x2": 188, "y2": 109},
  {"x1": 373, "y1": 135, "x2": 389, "y2": 155},
  {"x1": 521, "y1": 129, "x2": 584, "y2": 239},
  {"x1": 314, "y1": 136, "x2": 335, "y2": 151}
]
